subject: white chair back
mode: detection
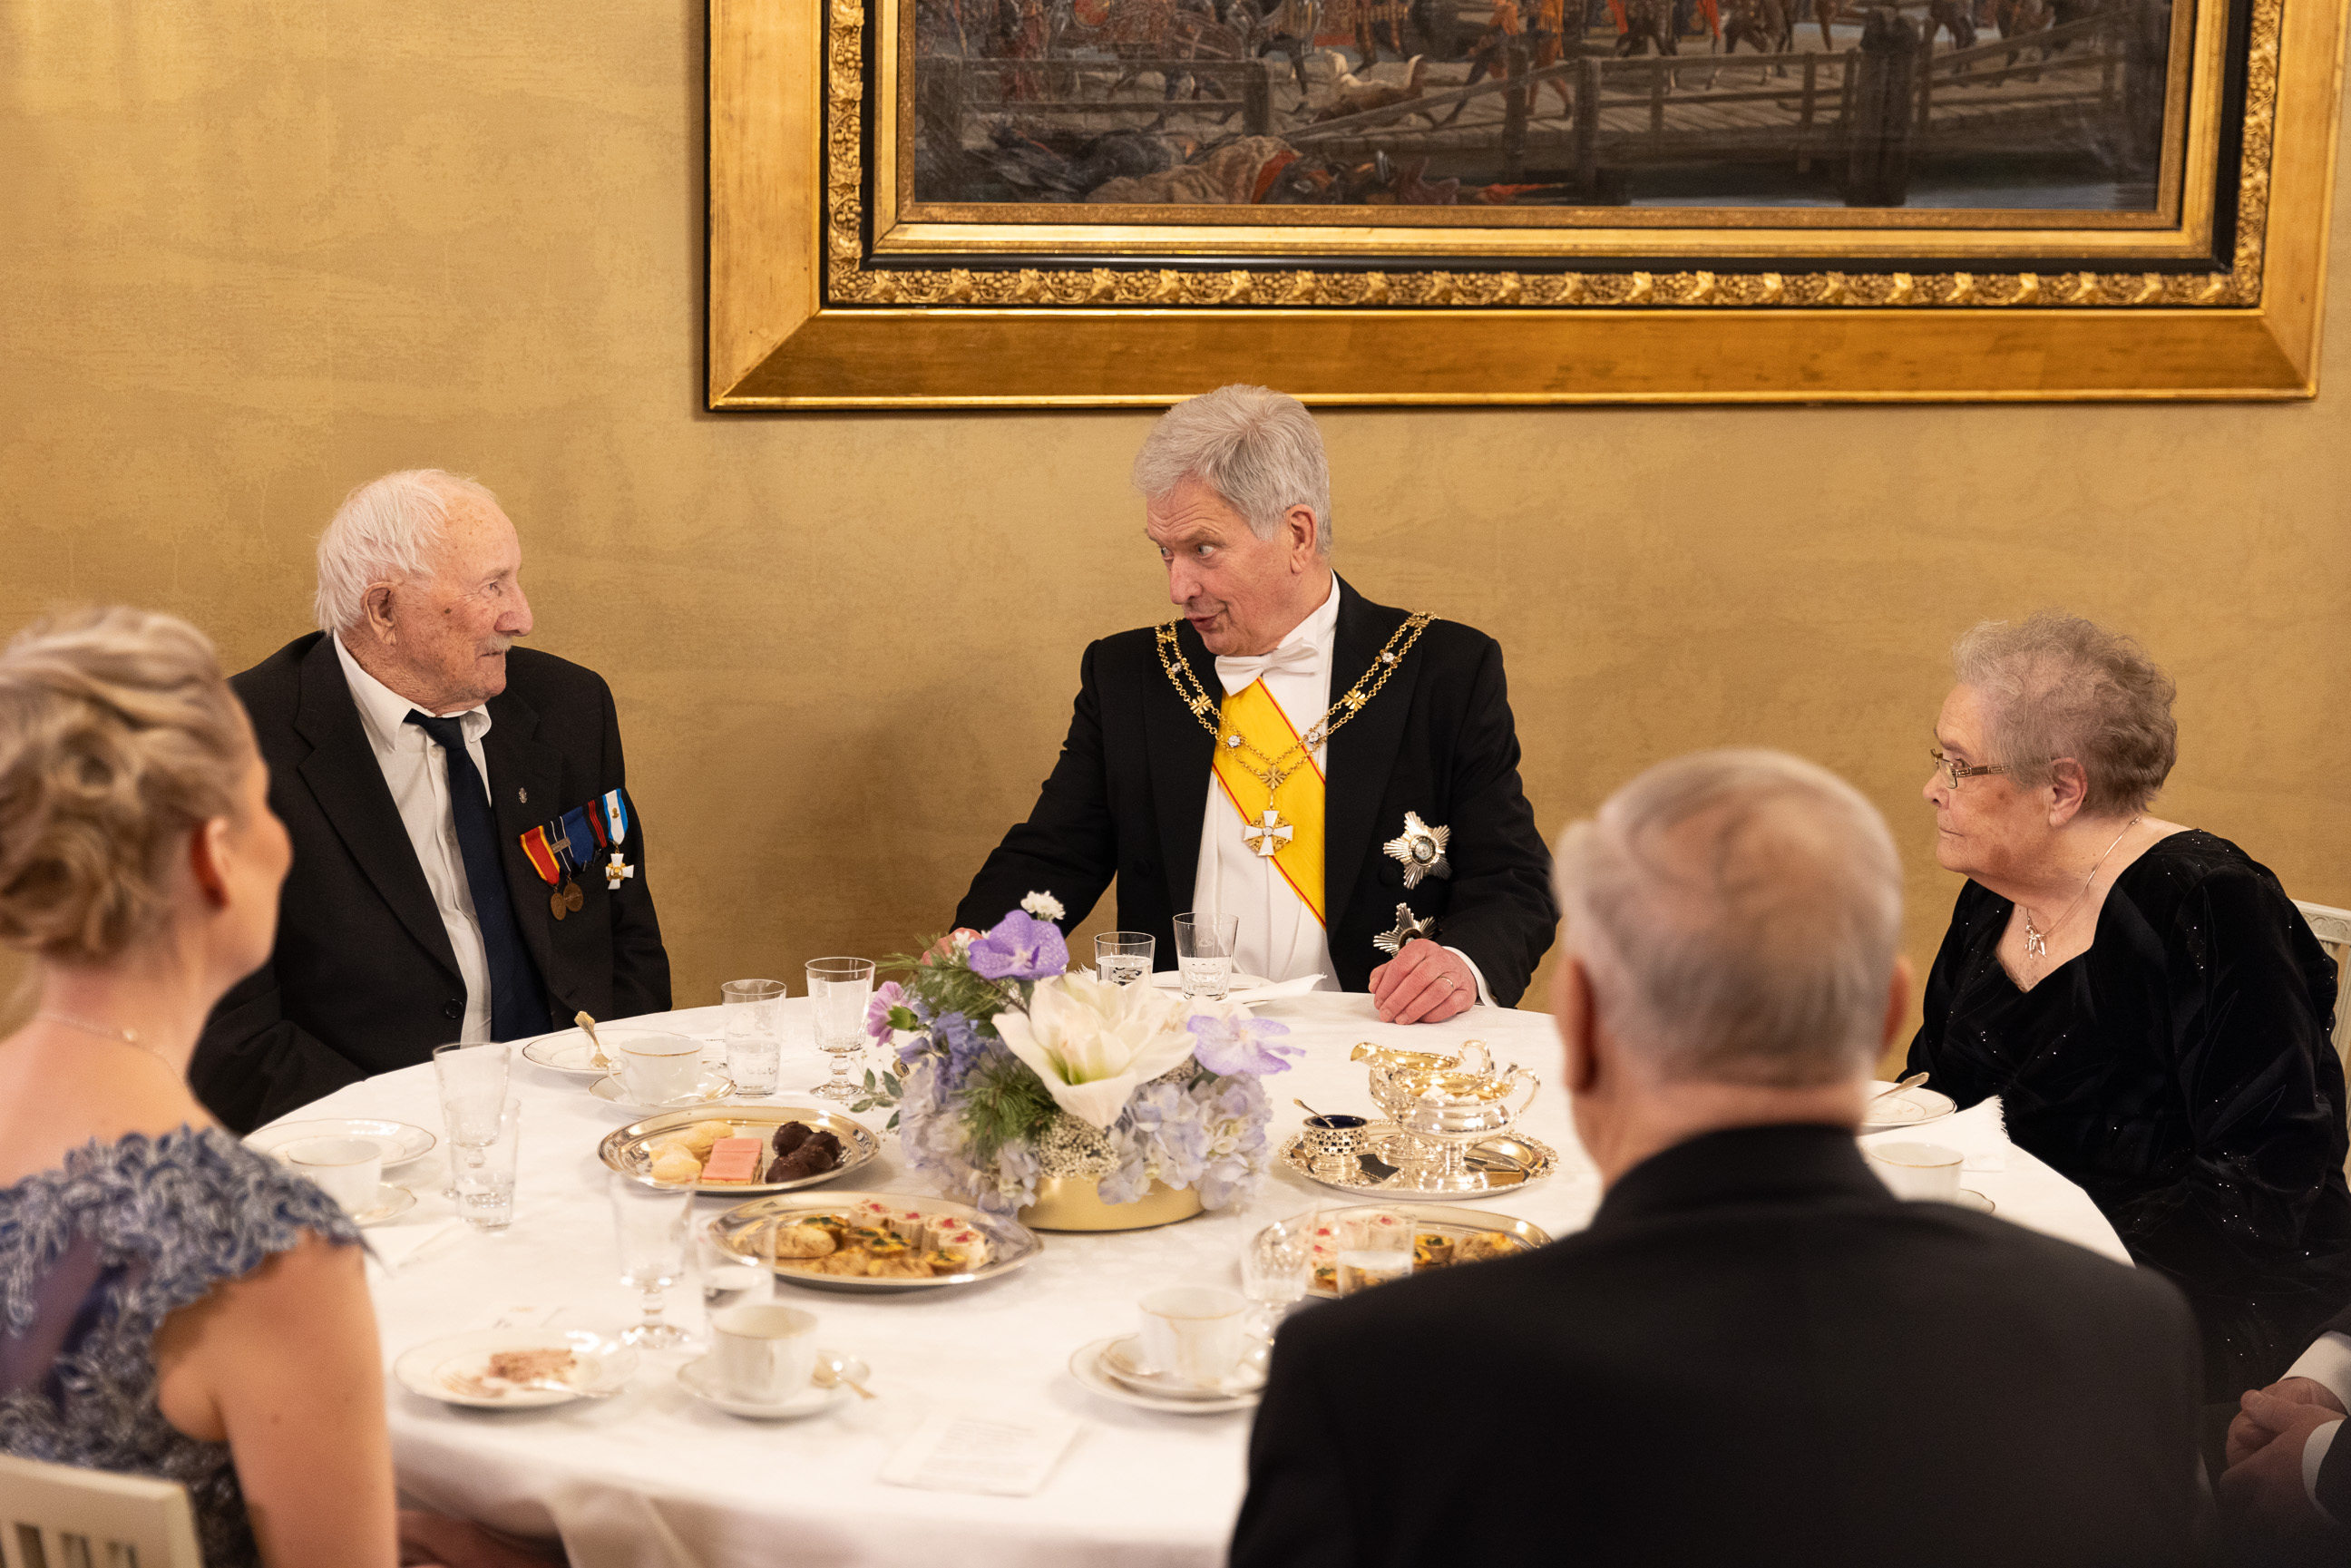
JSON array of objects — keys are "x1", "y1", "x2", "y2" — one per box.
[
  {"x1": 2295, "y1": 899, "x2": 2351, "y2": 1066},
  {"x1": 0, "y1": 1453, "x2": 201, "y2": 1568}
]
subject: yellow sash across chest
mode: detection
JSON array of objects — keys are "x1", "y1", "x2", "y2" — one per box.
[{"x1": 1212, "y1": 679, "x2": 1327, "y2": 927}]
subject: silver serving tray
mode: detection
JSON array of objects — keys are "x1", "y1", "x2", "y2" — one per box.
[
  {"x1": 708, "y1": 1189, "x2": 1043, "y2": 1293},
  {"x1": 1280, "y1": 1124, "x2": 1559, "y2": 1197},
  {"x1": 1297, "y1": 1203, "x2": 1553, "y2": 1299},
  {"x1": 598, "y1": 1105, "x2": 877, "y2": 1196}
]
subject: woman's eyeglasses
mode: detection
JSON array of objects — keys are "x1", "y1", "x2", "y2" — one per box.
[{"x1": 1929, "y1": 749, "x2": 2008, "y2": 791}]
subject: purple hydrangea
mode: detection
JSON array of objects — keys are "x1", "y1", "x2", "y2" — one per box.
[
  {"x1": 966, "y1": 909, "x2": 1070, "y2": 982},
  {"x1": 1185, "y1": 1013, "x2": 1301, "y2": 1077}
]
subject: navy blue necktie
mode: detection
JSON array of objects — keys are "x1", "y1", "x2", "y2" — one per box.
[{"x1": 405, "y1": 711, "x2": 552, "y2": 1042}]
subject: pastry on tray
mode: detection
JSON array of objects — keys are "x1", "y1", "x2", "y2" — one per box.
[
  {"x1": 758, "y1": 1208, "x2": 998, "y2": 1280},
  {"x1": 640, "y1": 1118, "x2": 846, "y2": 1186}
]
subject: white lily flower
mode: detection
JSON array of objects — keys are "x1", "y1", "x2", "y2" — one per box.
[{"x1": 993, "y1": 973, "x2": 1195, "y2": 1130}]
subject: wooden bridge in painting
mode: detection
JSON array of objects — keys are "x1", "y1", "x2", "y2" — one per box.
[{"x1": 922, "y1": 2, "x2": 2166, "y2": 205}]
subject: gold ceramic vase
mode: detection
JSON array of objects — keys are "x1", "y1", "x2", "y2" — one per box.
[{"x1": 1019, "y1": 1176, "x2": 1205, "y2": 1232}]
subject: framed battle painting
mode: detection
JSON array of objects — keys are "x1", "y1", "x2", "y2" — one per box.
[{"x1": 707, "y1": 0, "x2": 2346, "y2": 405}]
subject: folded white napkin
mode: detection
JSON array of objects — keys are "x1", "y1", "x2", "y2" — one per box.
[
  {"x1": 366, "y1": 1217, "x2": 463, "y2": 1275},
  {"x1": 1860, "y1": 1094, "x2": 2009, "y2": 1173},
  {"x1": 1229, "y1": 974, "x2": 1327, "y2": 1003}
]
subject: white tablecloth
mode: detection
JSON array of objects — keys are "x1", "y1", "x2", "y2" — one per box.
[{"x1": 275, "y1": 994, "x2": 2125, "y2": 1568}]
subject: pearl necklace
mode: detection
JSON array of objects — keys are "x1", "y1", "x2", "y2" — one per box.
[{"x1": 2021, "y1": 815, "x2": 2142, "y2": 959}]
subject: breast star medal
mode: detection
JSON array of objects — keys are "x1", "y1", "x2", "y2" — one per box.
[
  {"x1": 605, "y1": 852, "x2": 636, "y2": 891},
  {"x1": 1381, "y1": 811, "x2": 1452, "y2": 889},
  {"x1": 1242, "y1": 809, "x2": 1294, "y2": 859},
  {"x1": 1373, "y1": 903, "x2": 1439, "y2": 956}
]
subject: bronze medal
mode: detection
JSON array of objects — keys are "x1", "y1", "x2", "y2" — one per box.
[
  {"x1": 563, "y1": 880, "x2": 584, "y2": 913},
  {"x1": 550, "y1": 887, "x2": 569, "y2": 920}
]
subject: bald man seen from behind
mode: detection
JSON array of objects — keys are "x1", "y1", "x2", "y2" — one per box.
[{"x1": 1231, "y1": 748, "x2": 2204, "y2": 1568}]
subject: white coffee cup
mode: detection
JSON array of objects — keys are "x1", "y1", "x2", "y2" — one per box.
[
  {"x1": 709, "y1": 1302, "x2": 819, "y2": 1403},
  {"x1": 284, "y1": 1136, "x2": 383, "y2": 1216},
  {"x1": 1866, "y1": 1140, "x2": 1965, "y2": 1202},
  {"x1": 1134, "y1": 1285, "x2": 1248, "y2": 1388},
  {"x1": 609, "y1": 1031, "x2": 704, "y2": 1105}
]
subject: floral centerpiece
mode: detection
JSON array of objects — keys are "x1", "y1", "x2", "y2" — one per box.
[{"x1": 855, "y1": 895, "x2": 1299, "y2": 1230}]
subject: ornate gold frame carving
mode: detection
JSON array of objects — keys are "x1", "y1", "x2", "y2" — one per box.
[{"x1": 711, "y1": 0, "x2": 2346, "y2": 404}]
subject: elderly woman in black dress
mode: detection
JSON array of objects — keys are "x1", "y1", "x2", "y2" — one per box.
[{"x1": 1907, "y1": 613, "x2": 2351, "y2": 1397}]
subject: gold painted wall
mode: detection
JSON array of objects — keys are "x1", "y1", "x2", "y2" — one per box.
[{"x1": 5, "y1": 1, "x2": 2348, "y2": 1062}]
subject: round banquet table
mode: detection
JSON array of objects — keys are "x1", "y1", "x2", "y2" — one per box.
[{"x1": 272, "y1": 993, "x2": 2127, "y2": 1568}]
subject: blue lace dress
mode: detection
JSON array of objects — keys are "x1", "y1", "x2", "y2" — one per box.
[{"x1": 0, "y1": 1126, "x2": 360, "y2": 1567}]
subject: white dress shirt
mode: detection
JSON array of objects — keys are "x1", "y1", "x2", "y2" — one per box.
[
  {"x1": 332, "y1": 634, "x2": 496, "y2": 1044},
  {"x1": 1188, "y1": 578, "x2": 1489, "y2": 1003},
  {"x1": 2284, "y1": 1330, "x2": 2351, "y2": 1516}
]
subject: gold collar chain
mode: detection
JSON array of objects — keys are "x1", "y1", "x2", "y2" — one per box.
[{"x1": 1156, "y1": 612, "x2": 1436, "y2": 796}]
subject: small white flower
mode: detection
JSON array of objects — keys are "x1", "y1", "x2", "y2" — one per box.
[{"x1": 1020, "y1": 890, "x2": 1067, "y2": 922}]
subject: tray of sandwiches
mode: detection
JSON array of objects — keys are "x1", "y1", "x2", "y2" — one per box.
[
  {"x1": 598, "y1": 1105, "x2": 877, "y2": 1195},
  {"x1": 707, "y1": 1190, "x2": 1044, "y2": 1293},
  {"x1": 1300, "y1": 1204, "x2": 1552, "y2": 1299}
]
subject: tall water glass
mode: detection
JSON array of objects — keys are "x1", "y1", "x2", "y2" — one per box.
[
  {"x1": 1094, "y1": 931, "x2": 1155, "y2": 987},
  {"x1": 1174, "y1": 912, "x2": 1239, "y2": 1001},
  {"x1": 722, "y1": 979, "x2": 786, "y2": 1096},
  {"x1": 454, "y1": 1099, "x2": 522, "y2": 1231},
  {"x1": 434, "y1": 1042, "x2": 512, "y2": 1198},
  {"x1": 610, "y1": 1172, "x2": 697, "y2": 1349},
  {"x1": 805, "y1": 958, "x2": 875, "y2": 1103}
]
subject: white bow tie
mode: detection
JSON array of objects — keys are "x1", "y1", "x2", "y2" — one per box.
[{"x1": 1216, "y1": 639, "x2": 1321, "y2": 694}]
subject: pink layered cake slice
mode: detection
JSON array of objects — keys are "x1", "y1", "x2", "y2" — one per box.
[{"x1": 698, "y1": 1136, "x2": 767, "y2": 1185}]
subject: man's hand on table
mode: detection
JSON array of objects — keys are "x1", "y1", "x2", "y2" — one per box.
[
  {"x1": 2219, "y1": 1386, "x2": 2348, "y2": 1541},
  {"x1": 1369, "y1": 940, "x2": 1476, "y2": 1025}
]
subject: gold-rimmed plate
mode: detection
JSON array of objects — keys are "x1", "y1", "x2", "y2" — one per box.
[
  {"x1": 599, "y1": 1105, "x2": 877, "y2": 1196},
  {"x1": 1860, "y1": 1082, "x2": 1959, "y2": 1136},
  {"x1": 709, "y1": 1190, "x2": 1043, "y2": 1293},
  {"x1": 1296, "y1": 1203, "x2": 1553, "y2": 1300}
]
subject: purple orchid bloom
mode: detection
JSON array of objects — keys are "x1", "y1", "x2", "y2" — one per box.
[
  {"x1": 864, "y1": 980, "x2": 908, "y2": 1043},
  {"x1": 965, "y1": 908, "x2": 1069, "y2": 982},
  {"x1": 1186, "y1": 1013, "x2": 1301, "y2": 1077}
]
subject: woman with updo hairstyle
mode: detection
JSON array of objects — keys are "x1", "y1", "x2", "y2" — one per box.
[
  {"x1": 1908, "y1": 612, "x2": 2351, "y2": 1397},
  {"x1": 0, "y1": 609, "x2": 542, "y2": 1568}
]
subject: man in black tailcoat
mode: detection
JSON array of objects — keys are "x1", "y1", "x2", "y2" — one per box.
[
  {"x1": 1232, "y1": 750, "x2": 2204, "y2": 1567},
  {"x1": 957, "y1": 385, "x2": 1555, "y2": 1021},
  {"x1": 191, "y1": 470, "x2": 669, "y2": 1131}
]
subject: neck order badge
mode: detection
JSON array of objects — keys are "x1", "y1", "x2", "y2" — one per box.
[
  {"x1": 522, "y1": 788, "x2": 635, "y2": 920},
  {"x1": 1214, "y1": 679, "x2": 1329, "y2": 925}
]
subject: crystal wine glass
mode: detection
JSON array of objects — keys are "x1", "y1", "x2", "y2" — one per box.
[
  {"x1": 610, "y1": 1172, "x2": 697, "y2": 1349},
  {"x1": 1241, "y1": 1214, "x2": 1316, "y2": 1339},
  {"x1": 805, "y1": 957, "x2": 875, "y2": 1102}
]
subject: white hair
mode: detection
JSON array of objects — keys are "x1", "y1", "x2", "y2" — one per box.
[
  {"x1": 1130, "y1": 385, "x2": 1333, "y2": 554},
  {"x1": 1555, "y1": 749, "x2": 1903, "y2": 1087},
  {"x1": 313, "y1": 469, "x2": 502, "y2": 635}
]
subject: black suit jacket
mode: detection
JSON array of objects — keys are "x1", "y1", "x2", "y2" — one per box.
[
  {"x1": 954, "y1": 578, "x2": 1556, "y2": 1003},
  {"x1": 190, "y1": 633, "x2": 671, "y2": 1132},
  {"x1": 1233, "y1": 1125, "x2": 2205, "y2": 1568}
]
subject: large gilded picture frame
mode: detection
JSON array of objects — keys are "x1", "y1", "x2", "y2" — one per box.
[{"x1": 708, "y1": 0, "x2": 2347, "y2": 405}]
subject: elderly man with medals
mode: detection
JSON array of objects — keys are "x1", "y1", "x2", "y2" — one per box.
[{"x1": 956, "y1": 385, "x2": 1556, "y2": 1022}]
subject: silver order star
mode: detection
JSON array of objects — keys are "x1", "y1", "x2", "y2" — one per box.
[
  {"x1": 1381, "y1": 811, "x2": 1452, "y2": 890},
  {"x1": 1373, "y1": 903, "x2": 1439, "y2": 956}
]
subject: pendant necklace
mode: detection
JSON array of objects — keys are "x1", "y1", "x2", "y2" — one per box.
[{"x1": 2020, "y1": 815, "x2": 2142, "y2": 961}]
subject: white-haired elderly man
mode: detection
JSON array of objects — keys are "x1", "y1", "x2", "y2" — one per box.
[
  {"x1": 1232, "y1": 750, "x2": 2203, "y2": 1567},
  {"x1": 191, "y1": 470, "x2": 670, "y2": 1132},
  {"x1": 957, "y1": 385, "x2": 1555, "y2": 1018}
]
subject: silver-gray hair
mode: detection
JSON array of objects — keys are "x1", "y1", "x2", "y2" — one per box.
[
  {"x1": 313, "y1": 469, "x2": 502, "y2": 635},
  {"x1": 1131, "y1": 385, "x2": 1333, "y2": 554},
  {"x1": 1950, "y1": 613, "x2": 2177, "y2": 815},
  {"x1": 1555, "y1": 749, "x2": 1903, "y2": 1087}
]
